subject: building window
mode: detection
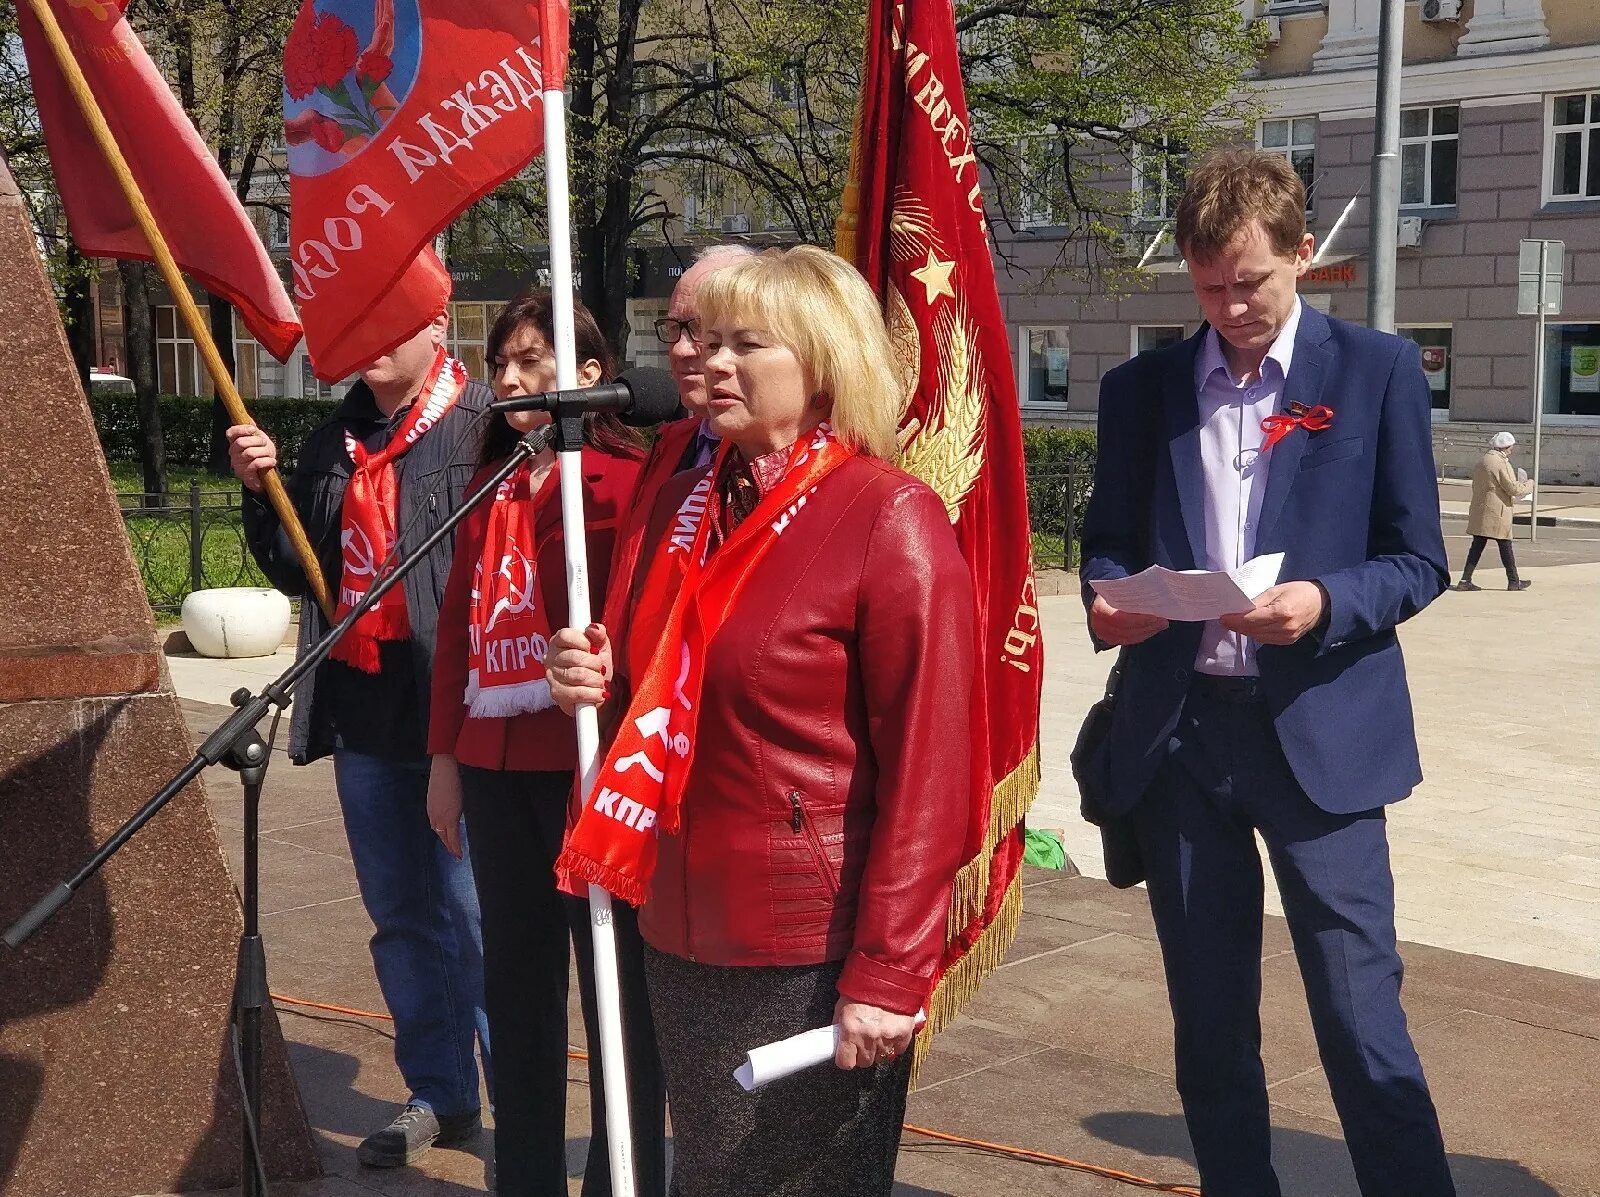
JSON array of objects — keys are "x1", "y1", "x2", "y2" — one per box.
[
  {"x1": 448, "y1": 302, "x2": 490, "y2": 382},
  {"x1": 1134, "y1": 136, "x2": 1188, "y2": 224},
  {"x1": 634, "y1": 63, "x2": 659, "y2": 116},
  {"x1": 266, "y1": 206, "x2": 290, "y2": 250},
  {"x1": 1016, "y1": 135, "x2": 1068, "y2": 229},
  {"x1": 1259, "y1": 116, "x2": 1317, "y2": 210},
  {"x1": 232, "y1": 310, "x2": 290, "y2": 400},
  {"x1": 1017, "y1": 326, "x2": 1070, "y2": 405},
  {"x1": 155, "y1": 306, "x2": 204, "y2": 396},
  {"x1": 1548, "y1": 92, "x2": 1600, "y2": 202},
  {"x1": 770, "y1": 66, "x2": 798, "y2": 104},
  {"x1": 1400, "y1": 106, "x2": 1458, "y2": 208},
  {"x1": 1542, "y1": 323, "x2": 1600, "y2": 418},
  {"x1": 1132, "y1": 325, "x2": 1186, "y2": 357},
  {"x1": 1397, "y1": 325, "x2": 1452, "y2": 419}
]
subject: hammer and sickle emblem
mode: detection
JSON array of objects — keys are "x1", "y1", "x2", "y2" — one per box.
[
  {"x1": 341, "y1": 525, "x2": 378, "y2": 578},
  {"x1": 486, "y1": 548, "x2": 536, "y2": 633}
]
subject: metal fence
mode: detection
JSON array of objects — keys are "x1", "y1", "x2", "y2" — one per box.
[
  {"x1": 1025, "y1": 464, "x2": 1092, "y2": 571},
  {"x1": 117, "y1": 465, "x2": 1093, "y2": 615},
  {"x1": 120, "y1": 482, "x2": 267, "y2": 613}
]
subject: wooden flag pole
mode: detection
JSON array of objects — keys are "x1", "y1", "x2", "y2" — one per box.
[{"x1": 25, "y1": 0, "x2": 334, "y2": 620}]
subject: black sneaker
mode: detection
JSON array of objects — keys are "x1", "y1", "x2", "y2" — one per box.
[
  {"x1": 1455, "y1": 579, "x2": 1480, "y2": 591},
  {"x1": 1510, "y1": 579, "x2": 1533, "y2": 591},
  {"x1": 357, "y1": 1104, "x2": 481, "y2": 1167}
]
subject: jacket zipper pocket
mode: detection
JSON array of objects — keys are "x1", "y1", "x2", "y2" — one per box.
[{"x1": 789, "y1": 790, "x2": 840, "y2": 897}]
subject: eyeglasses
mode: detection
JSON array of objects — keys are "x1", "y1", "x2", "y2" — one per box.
[{"x1": 653, "y1": 317, "x2": 701, "y2": 346}]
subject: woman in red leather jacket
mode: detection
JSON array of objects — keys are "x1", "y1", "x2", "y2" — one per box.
[
  {"x1": 546, "y1": 246, "x2": 974, "y2": 1196},
  {"x1": 424, "y1": 292, "x2": 666, "y2": 1196}
]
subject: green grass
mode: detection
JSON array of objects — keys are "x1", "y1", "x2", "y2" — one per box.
[
  {"x1": 1032, "y1": 531, "x2": 1076, "y2": 571},
  {"x1": 110, "y1": 464, "x2": 269, "y2": 611},
  {"x1": 108, "y1": 462, "x2": 231, "y2": 496}
]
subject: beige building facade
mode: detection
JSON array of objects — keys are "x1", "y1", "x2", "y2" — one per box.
[{"x1": 997, "y1": 0, "x2": 1600, "y2": 482}]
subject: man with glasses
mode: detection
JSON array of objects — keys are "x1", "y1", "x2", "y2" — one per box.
[
  {"x1": 654, "y1": 243, "x2": 756, "y2": 469},
  {"x1": 603, "y1": 244, "x2": 755, "y2": 632}
]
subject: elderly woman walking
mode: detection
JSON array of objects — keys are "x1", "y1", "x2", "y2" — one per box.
[
  {"x1": 1458, "y1": 430, "x2": 1533, "y2": 592},
  {"x1": 545, "y1": 244, "x2": 974, "y2": 1197}
]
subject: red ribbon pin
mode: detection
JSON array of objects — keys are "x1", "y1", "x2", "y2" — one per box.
[{"x1": 1260, "y1": 403, "x2": 1334, "y2": 450}]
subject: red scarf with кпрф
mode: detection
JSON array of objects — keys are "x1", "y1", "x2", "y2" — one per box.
[
  {"x1": 557, "y1": 426, "x2": 853, "y2": 904},
  {"x1": 329, "y1": 350, "x2": 467, "y2": 672}
]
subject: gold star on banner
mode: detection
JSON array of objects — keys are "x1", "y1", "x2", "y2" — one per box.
[{"x1": 910, "y1": 249, "x2": 957, "y2": 305}]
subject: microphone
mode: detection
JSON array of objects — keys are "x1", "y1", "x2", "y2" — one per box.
[{"x1": 488, "y1": 366, "x2": 681, "y2": 427}]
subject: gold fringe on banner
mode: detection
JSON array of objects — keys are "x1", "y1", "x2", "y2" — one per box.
[
  {"x1": 912, "y1": 868, "x2": 1025, "y2": 1085},
  {"x1": 946, "y1": 742, "x2": 1041, "y2": 938}
]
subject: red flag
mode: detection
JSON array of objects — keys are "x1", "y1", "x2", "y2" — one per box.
[
  {"x1": 18, "y1": 0, "x2": 303, "y2": 360},
  {"x1": 837, "y1": 0, "x2": 1044, "y2": 1062},
  {"x1": 284, "y1": 0, "x2": 569, "y2": 380}
]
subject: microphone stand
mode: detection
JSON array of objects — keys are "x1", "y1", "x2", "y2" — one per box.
[{"x1": 3, "y1": 426, "x2": 552, "y2": 1197}]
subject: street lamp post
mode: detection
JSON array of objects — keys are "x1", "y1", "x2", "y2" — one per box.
[{"x1": 1366, "y1": 0, "x2": 1405, "y2": 333}]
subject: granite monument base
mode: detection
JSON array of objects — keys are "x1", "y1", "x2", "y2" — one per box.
[{"x1": 0, "y1": 159, "x2": 319, "y2": 1195}]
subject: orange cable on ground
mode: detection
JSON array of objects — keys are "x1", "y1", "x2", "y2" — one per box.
[
  {"x1": 269, "y1": 992, "x2": 1202, "y2": 1195},
  {"x1": 900, "y1": 1123, "x2": 1201, "y2": 1195}
]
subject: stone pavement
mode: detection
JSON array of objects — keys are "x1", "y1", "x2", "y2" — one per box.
[
  {"x1": 151, "y1": 526, "x2": 1600, "y2": 1195},
  {"x1": 1035, "y1": 531, "x2": 1600, "y2": 982},
  {"x1": 1437, "y1": 479, "x2": 1600, "y2": 528}
]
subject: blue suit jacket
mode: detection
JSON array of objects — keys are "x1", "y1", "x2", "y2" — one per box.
[{"x1": 1079, "y1": 305, "x2": 1449, "y2": 816}]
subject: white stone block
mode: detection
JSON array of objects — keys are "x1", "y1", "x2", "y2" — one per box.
[{"x1": 181, "y1": 587, "x2": 292, "y2": 659}]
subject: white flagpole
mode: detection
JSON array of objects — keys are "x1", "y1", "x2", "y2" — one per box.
[{"x1": 542, "y1": 64, "x2": 639, "y2": 1197}]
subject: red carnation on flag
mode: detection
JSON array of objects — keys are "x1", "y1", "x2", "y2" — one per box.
[
  {"x1": 837, "y1": 0, "x2": 1044, "y2": 1069},
  {"x1": 284, "y1": 0, "x2": 569, "y2": 380},
  {"x1": 18, "y1": 0, "x2": 302, "y2": 360}
]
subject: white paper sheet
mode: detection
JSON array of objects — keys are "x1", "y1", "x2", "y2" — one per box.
[
  {"x1": 1089, "y1": 552, "x2": 1285, "y2": 622},
  {"x1": 733, "y1": 1011, "x2": 927, "y2": 1092}
]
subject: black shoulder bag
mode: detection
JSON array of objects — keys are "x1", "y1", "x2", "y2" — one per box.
[{"x1": 1069, "y1": 651, "x2": 1145, "y2": 888}]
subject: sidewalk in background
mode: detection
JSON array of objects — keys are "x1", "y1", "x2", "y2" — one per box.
[{"x1": 1438, "y1": 478, "x2": 1600, "y2": 528}]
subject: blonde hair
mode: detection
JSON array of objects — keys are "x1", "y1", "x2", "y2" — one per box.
[{"x1": 694, "y1": 245, "x2": 902, "y2": 459}]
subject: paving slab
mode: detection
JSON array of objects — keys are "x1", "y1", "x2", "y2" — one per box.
[
  {"x1": 1035, "y1": 558, "x2": 1600, "y2": 982},
  {"x1": 156, "y1": 527, "x2": 1600, "y2": 1197}
]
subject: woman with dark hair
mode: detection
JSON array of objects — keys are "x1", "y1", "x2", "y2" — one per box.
[{"x1": 425, "y1": 291, "x2": 666, "y2": 1196}]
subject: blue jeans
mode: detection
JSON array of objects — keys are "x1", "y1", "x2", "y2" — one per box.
[{"x1": 333, "y1": 750, "x2": 491, "y2": 1116}]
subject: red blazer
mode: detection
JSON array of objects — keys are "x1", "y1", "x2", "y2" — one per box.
[
  {"x1": 429, "y1": 446, "x2": 644, "y2": 772},
  {"x1": 621, "y1": 454, "x2": 975, "y2": 1015}
]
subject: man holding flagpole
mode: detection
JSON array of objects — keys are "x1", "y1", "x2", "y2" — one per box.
[{"x1": 231, "y1": 287, "x2": 496, "y2": 1169}]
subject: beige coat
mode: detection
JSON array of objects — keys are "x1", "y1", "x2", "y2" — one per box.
[{"x1": 1467, "y1": 449, "x2": 1532, "y2": 539}]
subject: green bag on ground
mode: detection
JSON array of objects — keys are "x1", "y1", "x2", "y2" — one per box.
[{"x1": 1023, "y1": 827, "x2": 1068, "y2": 871}]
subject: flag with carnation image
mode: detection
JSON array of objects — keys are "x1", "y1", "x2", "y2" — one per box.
[{"x1": 284, "y1": 0, "x2": 568, "y2": 380}]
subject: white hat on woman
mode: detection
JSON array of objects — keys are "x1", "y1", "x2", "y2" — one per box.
[{"x1": 1491, "y1": 431, "x2": 1516, "y2": 450}]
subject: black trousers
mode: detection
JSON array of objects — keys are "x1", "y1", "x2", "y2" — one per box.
[
  {"x1": 1462, "y1": 534, "x2": 1519, "y2": 584},
  {"x1": 460, "y1": 766, "x2": 666, "y2": 1197}
]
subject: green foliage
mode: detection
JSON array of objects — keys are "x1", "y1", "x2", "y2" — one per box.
[
  {"x1": 1020, "y1": 425, "x2": 1096, "y2": 570},
  {"x1": 92, "y1": 394, "x2": 332, "y2": 472},
  {"x1": 105, "y1": 467, "x2": 269, "y2": 613},
  {"x1": 1021, "y1": 424, "x2": 1097, "y2": 469}
]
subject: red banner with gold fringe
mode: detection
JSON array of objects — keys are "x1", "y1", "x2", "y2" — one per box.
[{"x1": 836, "y1": 0, "x2": 1044, "y2": 1067}]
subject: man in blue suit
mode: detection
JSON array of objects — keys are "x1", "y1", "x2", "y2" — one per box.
[{"x1": 1080, "y1": 149, "x2": 1456, "y2": 1196}]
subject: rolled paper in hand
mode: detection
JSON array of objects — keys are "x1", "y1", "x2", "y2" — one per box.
[{"x1": 733, "y1": 1009, "x2": 927, "y2": 1092}]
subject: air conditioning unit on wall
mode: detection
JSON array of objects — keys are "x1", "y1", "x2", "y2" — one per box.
[
  {"x1": 720, "y1": 213, "x2": 751, "y2": 235},
  {"x1": 1420, "y1": 0, "x2": 1462, "y2": 22},
  {"x1": 1258, "y1": 15, "x2": 1283, "y2": 44}
]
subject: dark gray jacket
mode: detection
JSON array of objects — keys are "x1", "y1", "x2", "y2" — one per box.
[{"x1": 243, "y1": 379, "x2": 492, "y2": 764}]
